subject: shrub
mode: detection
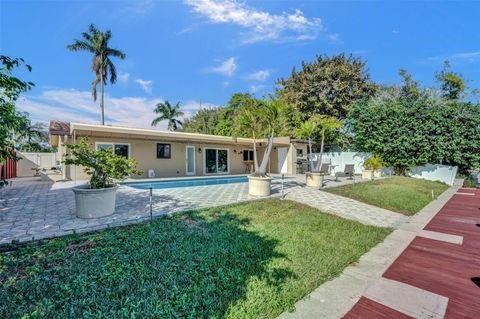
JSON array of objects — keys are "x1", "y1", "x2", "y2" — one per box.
[
  {"x1": 363, "y1": 156, "x2": 383, "y2": 170},
  {"x1": 64, "y1": 137, "x2": 142, "y2": 189}
]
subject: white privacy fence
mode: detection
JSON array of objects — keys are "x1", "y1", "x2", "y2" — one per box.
[
  {"x1": 17, "y1": 152, "x2": 58, "y2": 177},
  {"x1": 309, "y1": 152, "x2": 458, "y2": 185},
  {"x1": 407, "y1": 164, "x2": 458, "y2": 186}
]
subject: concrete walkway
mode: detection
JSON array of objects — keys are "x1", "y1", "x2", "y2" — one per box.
[{"x1": 278, "y1": 180, "x2": 462, "y2": 319}]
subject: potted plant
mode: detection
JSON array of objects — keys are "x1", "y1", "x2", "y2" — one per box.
[
  {"x1": 300, "y1": 116, "x2": 341, "y2": 189},
  {"x1": 64, "y1": 137, "x2": 142, "y2": 218},
  {"x1": 362, "y1": 156, "x2": 382, "y2": 180},
  {"x1": 236, "y1": 98, "x2": 283, "y2": 196}
]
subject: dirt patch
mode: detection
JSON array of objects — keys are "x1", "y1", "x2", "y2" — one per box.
[
  {"x1": 65, "y1": 240, "x2": 99, "y2": 253},
  {"x1": 179, "y1": 216, "x2": 202, "y2": 228}
]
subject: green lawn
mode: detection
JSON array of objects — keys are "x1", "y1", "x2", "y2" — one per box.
[
  {"x1": 0, "y1": 200, "x2": 390, "y2": 319},
  {"x1": 325, "y1": 176, "x2": 449, "y2": 215}
]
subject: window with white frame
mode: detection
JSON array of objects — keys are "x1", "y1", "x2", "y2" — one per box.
[
  {"x1": 95, "y1": 142, "x2": 130, "y2": 159},
  {"x1": 243, "y1": 149, "x2": 254, "y2": 161}
]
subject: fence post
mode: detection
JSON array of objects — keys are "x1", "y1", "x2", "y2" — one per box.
[{"x1": 149, "y1": 187, "x2": 153, "y2": 222}]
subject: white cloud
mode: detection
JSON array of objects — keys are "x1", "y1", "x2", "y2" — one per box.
[
  {"x1": 180, "y1": 100, "x2": 222, "y2": 119},
  {"x1": 185, "y1": 0, "x2": 322, "y2": 43},
  {"x1": 16, "y1": 89, "x2": 221, "y2": 131},
  {"x1": 125, "y1": 0, "x2": 154, "y2": 15},
  {"x1": 327, "y1": 33, "x2": 342, "y2": 43},
  {"x1": 118, "y1": 72, "x2": 130, "y2": 84},
  {"x1": 450, "y1": 51, "x2": 480, "y2": 61},
  {"x1": 391, "y1": 30, "x2": 400, "y2": 34},
  {"x1": 17, "y1": 89, "x2": 165, "y2": 129},
  {"x1": 247, "y1": 69, "x2": 270, "y2": 82},
  {"x1": 135, "y1": 78, "x2": 153, "y2": 94},
  {"x1": 208, "y1": 57, "x2": 237, "y2": 76},
  {"x1": 428, "y1": 51, "x2": 480, "y2": 63},
  {"x1": 249, "y1": 84, "x2": 266, "y2": 94}
]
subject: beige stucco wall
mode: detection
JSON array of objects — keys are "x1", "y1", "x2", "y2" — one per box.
[{"x1": 64, "y1": 135, "x2": 286, "y2": 181}]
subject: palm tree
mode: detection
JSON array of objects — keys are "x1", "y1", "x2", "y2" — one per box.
[
  {"x1": 151, "y1": 101, "x2": 184, "y2": 131},
  {"x1": 313, "y1": 116, "x2": 341, "y2": 172},
  {"x1": 67, "y1": 24, "x2": 125, "y2": 125},
  {"x1": 295, "y1": 119, "x2": 317, "y2": 167}
]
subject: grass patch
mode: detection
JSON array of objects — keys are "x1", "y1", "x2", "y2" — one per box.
[
  {"x1": 0, "y1": 199, "x2": 390, "y2": 319},
  {"x1": 325, "y1": 176, "x2": 449, "y2": 215}
]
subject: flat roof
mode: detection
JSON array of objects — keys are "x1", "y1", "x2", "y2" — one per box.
[{"x1": 67, "y1": 122, "x2": 293, "y2": 146}]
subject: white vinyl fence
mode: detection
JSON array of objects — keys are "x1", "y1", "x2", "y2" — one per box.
[
  {"x1": 17, "y1": 152, "x2": 57, "y2": 177},
  {"x1": 310, "y1": 152, "x2": 458, "y2": 185}
]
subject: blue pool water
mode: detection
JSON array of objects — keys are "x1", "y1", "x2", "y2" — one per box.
[{"x1": 123, "y1": 176, "x2": 249, "y2": 189}]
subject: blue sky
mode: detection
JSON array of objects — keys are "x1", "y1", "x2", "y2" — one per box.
[{"x1": 2, "y1": 0, "x2": 480, "y2": 129}]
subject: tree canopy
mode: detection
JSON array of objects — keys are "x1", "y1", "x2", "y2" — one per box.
[
  {"x1": 151, "y1": 101, "x2": 184, "y2": 131},
  {"x1": 0, "y1": 55, "x2": 35, "y2": 163},
  {"x1": 277, "y1": 53, "x2": 377, "y2": 120},
  {"x1": 350, "y1": 70, "x2": 480, "y2": 174},
  {"x1": 67, "y1": 24, "x2": 125, "y2": 125}
]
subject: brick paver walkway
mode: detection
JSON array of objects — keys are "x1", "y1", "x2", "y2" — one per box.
[
  {"x1": 284, "y1": 187, "x2": 407, "y2": 228},
  {"x1": 0, "y1": 175, "x2": 401, "y2": 244}
]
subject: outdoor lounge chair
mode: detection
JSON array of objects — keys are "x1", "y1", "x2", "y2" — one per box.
[
  {"x1": 318, "y1": 163, "x2": 330, "y2": 175},
  {"x1": 335, "y1": 164, "x2": 355, "y2": 181}
]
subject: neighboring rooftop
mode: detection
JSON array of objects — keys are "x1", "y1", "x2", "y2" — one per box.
[{"x1": 49, "y1": 120, "x2": 70, "y2": 135}]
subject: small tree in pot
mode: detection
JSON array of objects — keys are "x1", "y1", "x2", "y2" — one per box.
[
  {"x1": 299, "y1": 115, "x2": 341, "y2": 188},
  {"x1": 362, "y1": 156, "x2": 383, "y2": 180},
  {"x1": 64, "y1": 137, "x2": 142, "y2": 218},
  {"x1": 235, "y1": 98, "x2": 283, "y2": 196}
]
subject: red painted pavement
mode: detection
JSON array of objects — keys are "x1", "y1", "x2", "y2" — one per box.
[{"x1": 344, "y1": 188, "x2": 480, "y2": 319}]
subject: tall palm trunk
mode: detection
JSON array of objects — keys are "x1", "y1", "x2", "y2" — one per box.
[
  {"x1": 315, "y1": 129, "x2": 325, "y2": 171},
  {"x1": 100, "y1": 65, "x2": 105, "y2": 125},
  {"x1": 252, "y1": 138, "x2": 259, "y2": 172},
  {"x1": 308, "y1": 137, "x2": 315, "y2": 172},
  {"x1": 258, "y1": 134, "x2": 274, "y2": 174}
]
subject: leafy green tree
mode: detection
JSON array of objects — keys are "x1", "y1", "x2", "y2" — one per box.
[
  {"x1": 277, "y1": 53, "x2": 377, "y2": 120},
  {"x1": 235, "y1": 98, "x2": 284, "y2": 176},
  {"x1": 295, "y1": 119, "x2": 316, "y2": 167},
  {"x1": 67, "y1": 24, "x2": 126, "y2": 125},
  {"x1": 350, "y1": 70, "x2": 480, "y2": 174},
  {"x1": 151, "y1": 101, "x2": 184, "y2": 131},
  {"x1": 435, "y1": 60, "x2": 466, "y2": 100},
  {"x1": 15, "y1": 122, "x2": 50, "y2": 152},
  {"x1": 65, "y1": 138, "x2": 142, "y2": 189},
  {"x1": 182, "y1": 107, "x2": 222, "y2": 135},
  {"x1": 311, "y1": 116, "x2": 342, "y2": 171},
  {"x1": 0, "y1": 55, "x2": 34, "y2": 163}
]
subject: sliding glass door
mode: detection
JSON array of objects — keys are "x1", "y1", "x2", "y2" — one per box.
[
  {"x1": 204, "y1": 148, "x2": 229, "y2": 174},
  {"x1": 186, "y1": 146, "x2": 196, "y2": 175}
]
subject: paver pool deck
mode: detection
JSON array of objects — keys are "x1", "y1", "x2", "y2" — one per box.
[{"x1": 0, "y1": 175, "x2": 405, "y2": 244}]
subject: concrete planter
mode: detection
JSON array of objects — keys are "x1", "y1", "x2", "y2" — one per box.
[
  {"x1": 72, "y1": 185, "x2": 118, "y2": 219},
  {"x1": 248, "y1": 175, "x2": 272, "y2": 196},
  {"x1": 362, "y1": 169, "x2": 381, "y2": 180},
  {"x1": 306, "y1": 172, "x2": 323, "y2": 189}
]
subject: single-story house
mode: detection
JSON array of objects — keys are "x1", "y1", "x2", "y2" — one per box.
[{"x1": 49, "y1": 121, "x2": 308, "y2": 181}]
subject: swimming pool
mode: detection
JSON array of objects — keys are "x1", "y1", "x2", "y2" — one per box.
[{"x1": 123, "y1": 176, "x2": 249, "y2": 189}]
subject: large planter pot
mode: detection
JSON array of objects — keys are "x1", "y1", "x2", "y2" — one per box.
[
  {"x1": 306, "y1": 172, "x2": 323, "y2": 189},
  {"x1": 362, "y1": 170, "x2": 374, "y2": 180},
  {"x1": 248, "y1": 175, "x2": 272, "y2": 196},
  {"x1": 362, "y1": 169, "x2": 381, "y2": 179},
  {"x1": 72, "y1": 185, "x2": 118, "y2": 219}
]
